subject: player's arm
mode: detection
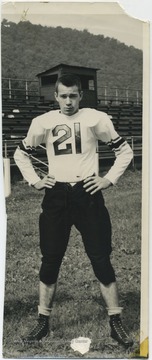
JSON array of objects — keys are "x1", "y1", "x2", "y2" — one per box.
[
  {"x1": 84, "y1": 114, "x2": 133, "y2": 194},
  {"x1": 96, "y1": 114, "x2": 133, "y2": 183},
  {"x1": 14, "y1": 138, "x2": 42, "y2": 186},
  {"x1": 103, "y1": 133, "x2": 133, "y2": 185},
  {"x1": 14, "y1": 117, "x2": 56, "y2": 189}
]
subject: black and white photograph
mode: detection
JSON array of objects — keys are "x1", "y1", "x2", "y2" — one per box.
[{"x1": 1, "y1": 1, "x2": 149, "y2": 358}]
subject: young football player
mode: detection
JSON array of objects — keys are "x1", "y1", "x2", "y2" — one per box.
[{"x1": 14, "y1": 73, "x2": 133, "y2": 347}]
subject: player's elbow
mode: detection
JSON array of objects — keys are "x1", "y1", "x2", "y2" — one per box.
[
  {"x1": 116, "y1": 143, "x2": 133, "y2": 166},
  {"x1": 14, "y1": 147, "x2": 20, "y2": 160},
  {"x1": 124, "y1": 144, "x2": 134, "y2": 162},
  {"x1": 14, "y1": 147, "x2": 25, "y2": 165},
  {"x1": 127, "y1": 146, "x2": 134, "y2": 162},
  {"x1": 14, "y1": 147, "x2": 18, "y2": 162}
]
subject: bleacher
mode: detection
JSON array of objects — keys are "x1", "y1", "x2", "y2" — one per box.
[
  {"x1": 2, "y1": 99, "x2": 54, "y2": 173},
  {"x1": 97, "y1": 101, "x2": 142, "y2": 167},
  {"x1": 2, "y1": 99, "x2": 142, "y2": 171}
]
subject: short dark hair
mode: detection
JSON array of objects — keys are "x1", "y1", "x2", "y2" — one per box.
[{"x1": 55, "y1": 73, "x2": 82, "y2": 93}]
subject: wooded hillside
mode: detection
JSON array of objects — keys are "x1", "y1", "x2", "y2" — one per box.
[{"x1": 2, "y1": 19, "x2": 142, "y2": 94}]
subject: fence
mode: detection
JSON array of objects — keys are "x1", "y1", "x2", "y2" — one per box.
[
  {"x1": 3, "y1": 135, "x2": 142, "y2": 174},
  {"x1": 2, "y1": 78, "x2": 39, "y2": 101},
  {"x1": 2, "y1": 77, "x2": 142, "y2": 105},
  {"x1": 97, "y1": 86, "x2": 142, "y2": 105}
]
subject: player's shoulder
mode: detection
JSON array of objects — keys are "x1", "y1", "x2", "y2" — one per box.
[
  {"x1": 81, "y1": 108, "x2": 110, "y2": 125},
  {"x1": 31, "y1": 110, "x2": 59, "y2": 128},
  {"x1": 81, "y1": 107, "x2": 109, "y2": 117}
]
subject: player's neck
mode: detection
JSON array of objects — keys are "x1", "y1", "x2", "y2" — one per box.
[{"x1": 59, "y1": 109, "x2": 80, "y2": 116}]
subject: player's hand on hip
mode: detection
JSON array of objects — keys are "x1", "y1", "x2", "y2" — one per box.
[
  {"x1": 83, "y1": 176, "x2": 112, "y2": 195},
  {"x1": 34, "y1": 174, "x2": 56, "y2": 190}
]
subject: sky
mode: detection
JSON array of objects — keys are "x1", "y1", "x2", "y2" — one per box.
[{"x1": 1, "y1": 2, "x2": 144, "y2": 49}]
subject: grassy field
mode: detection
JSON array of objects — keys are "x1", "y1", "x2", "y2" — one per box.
[{"x1": 3, "y1": 169, "x2": 142, "y2": 359}]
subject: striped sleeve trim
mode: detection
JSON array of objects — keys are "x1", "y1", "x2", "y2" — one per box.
[
  {"x1": 107, "y1": 137, "x2": 126, "y2": 151},
  {"x1": 18, "y1": 140, "x2": 35, "y2": 155}
]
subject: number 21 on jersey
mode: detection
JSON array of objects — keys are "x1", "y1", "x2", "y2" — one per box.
[{"x1": 52, "y1": 123, "x2": 82, "y2": 155}]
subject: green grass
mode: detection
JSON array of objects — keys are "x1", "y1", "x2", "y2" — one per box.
[{"x1": 3, "y1": 170, "x2": 142, "y2": 358}]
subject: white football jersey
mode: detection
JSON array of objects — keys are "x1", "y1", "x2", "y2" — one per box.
[{"x1": 14, "y1": 108, "x2": 133, "y2": 185}]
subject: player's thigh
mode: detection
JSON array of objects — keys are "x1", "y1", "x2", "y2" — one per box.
[
  {"x1": 75, "y1": 190, "x2": 112, "y2": 256},
  {"x1": 39, "y1": 187, "x2": 71, "y2": 256}
]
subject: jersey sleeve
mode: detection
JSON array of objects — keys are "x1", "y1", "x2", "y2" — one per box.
[
  {"x1": 94, "y1": 113, "x2": 133, "y2": 184},
  {"x1": 14, "y1": 117, "x2": 46, "y2": 185}
]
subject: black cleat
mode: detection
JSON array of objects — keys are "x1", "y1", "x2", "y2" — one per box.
[
  {"x1": 110, "y1": 314, "x2": 133, "y2": 348},
  {"x1": 22, "y1": 314, "x2": 49, "y2": 343}
]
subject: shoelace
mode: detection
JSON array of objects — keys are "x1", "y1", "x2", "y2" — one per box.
[
  {"x1": 111, "y1": 319, "x2": 129, "y2": 339},
  {"x1": 28, "y1": 319, "x2": 47, "y2": 337}
]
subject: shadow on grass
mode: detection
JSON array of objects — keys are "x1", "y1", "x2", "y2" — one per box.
[
  {"x1": 4, "y1": 296, "x2": 37, "y2": 319},
  {"x1": 4, "y1": 290, "x2": 76, "y2": 319},
  {"x1": 3, "y1": 290, "x2": 140, "y2": 359},
  {"x1": 4, "y1": 290, "x2": 140, "y2": 326},
  {"x1": 92, "y1": 290, "x2": 140, "y2": 331}
]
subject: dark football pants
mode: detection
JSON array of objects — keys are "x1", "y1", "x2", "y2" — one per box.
[{"x1": 39, "y1": 181, "x2": 116, "y2": 285}]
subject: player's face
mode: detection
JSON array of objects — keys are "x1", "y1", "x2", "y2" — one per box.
[{"x1": 55, "y1": 84, "x2": 83, "y2": 116}]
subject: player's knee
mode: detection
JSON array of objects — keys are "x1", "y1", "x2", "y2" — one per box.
[
  {"x1": 39, "y1": 256, "x2": 63, "y2": 285},
  {"x1": 90, "y1": 255, "x2": 116, "y2": 285}
]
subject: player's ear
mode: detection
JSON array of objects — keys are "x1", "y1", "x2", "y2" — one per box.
[
  {"x1": 79, "y1": 91, "x2": 83, "y2": 101},
  {"x1": 54, "y1": 92, "x2": 59, "y2": 102}
]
